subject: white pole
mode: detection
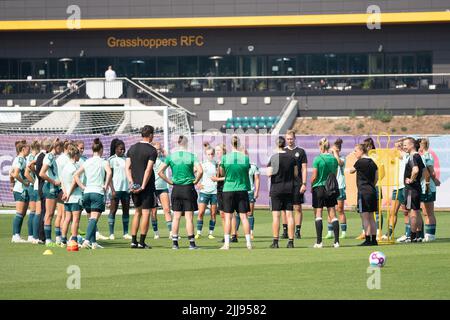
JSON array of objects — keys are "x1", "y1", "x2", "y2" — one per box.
[{"x1": 163, "y1": 106, "x2": 169, "y2": 151}]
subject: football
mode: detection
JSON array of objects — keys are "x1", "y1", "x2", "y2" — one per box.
[{"x1": 369, "y1": 251, "x2": 386, "y2": 267}]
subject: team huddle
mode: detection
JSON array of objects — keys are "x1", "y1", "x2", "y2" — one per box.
[{"x1": 9, "y1": 126, "x2": 439, "y2": 250}]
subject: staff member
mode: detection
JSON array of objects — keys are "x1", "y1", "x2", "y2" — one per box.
[
  {"x1": 126, "y1": 125, "x2": 158, "y2": 249},
  {"x1": 403, "y1": 137, "x2": 426, "y2": 242},
  {"x1": 350, "y1": 144, "x2": 379, "y2": 246},
  {"x1": 268, "y1": 137, "x2": 298, "y2": 248},
  {"x1": 310, "y1": 138, "x2": 339, "y2": 248},
  {"x1": 158, "y1": 135, "x2": 203, "y2": 250},
  {"x1": 219, "y1": 136, "x2": 252, "y2": 250},
  {"x1": 284, "y1": 130, "x2": 307, "y2": 239}
]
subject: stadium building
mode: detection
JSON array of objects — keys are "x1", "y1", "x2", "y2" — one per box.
[{"x1": 0, "y1": 0, "x2": 450, "y2": 130}]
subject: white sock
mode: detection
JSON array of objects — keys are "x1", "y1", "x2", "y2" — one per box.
[
  {"x1": 209, "y1": 230, "x2": 213, "y2": 235},
  {"x1": 245, "y1": 234, "x2": 251, "y2": 245},
  {"x1": 197, "y1": 230, "x2": 201, "y2": 235},
  {"x1": 224, "y1": 234, "x2": 230, "y2": 245}
]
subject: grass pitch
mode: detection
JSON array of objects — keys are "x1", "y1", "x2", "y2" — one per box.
[{"x1": 1, "y1": 209, "x2": 450, "y2": 300}]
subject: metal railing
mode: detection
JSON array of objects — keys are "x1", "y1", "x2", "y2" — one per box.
[{"x1": 134, "y1": 73, "x2": 450, "y2": 94}]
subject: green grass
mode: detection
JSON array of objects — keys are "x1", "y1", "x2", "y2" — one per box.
[{"x1": 1, "y1": 210, "x2": 450, "y2": 300}]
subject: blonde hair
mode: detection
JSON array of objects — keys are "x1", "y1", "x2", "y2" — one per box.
[
  {"x1": 42, "y1": 138, "x2": 53, "y2": 152},
  {"x1": 30, "y1": 140, "x2": 41, "y2": 152},
  {"x1": 318, "y1": 137, "x2": 330, "y2": 152},
  {"x1": 286, "y1": 130, "x2": 296, "y2": 138},
  {"x1": 215, "y1": 144, "x2": 227, "y2": 155},
  {"x1": 420, "y1": 137, "x2": 430, "y2": 150},
  {"x1": 67, "y1": 143, "x2": 80, "y2": 159}
]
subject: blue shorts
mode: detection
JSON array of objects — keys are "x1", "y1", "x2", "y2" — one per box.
[
  {"x1": 64, "y1": 203, "x2": 83, "y2": 212},
  {"x1": 337, "y1": 188, "x2": 346, "y2": 201},
  {"x1": 83, "y1": 193, "x2": 105, "y2": 213},
  {"x1": 13, "y1": 191, "x2": 29, "y2": 202},
  {"x1": 421, "y1": 192, "x2": 436, "y2": 203},
  {"x1": 392, "y1": 188, "x2": 406, "y2": 205},
  {"x1": 248, "y1": 191, "x2": 256, "y2": 203},
  {"x1": 198, "y1": 192, "x2": 217, "y2": 205},
  {"x1": 43, "y1": 182, "x2": 61, "y2": 200},
  {"x1": 155, "y1": 189, "x2": 169, "y2": 198}
]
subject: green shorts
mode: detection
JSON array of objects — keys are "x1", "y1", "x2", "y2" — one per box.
[
  {"x1": 198, "y1": 192, "x2": 217, "y2": 205},
  {"x1": 421, "y1": 192, "x2": 436, "y2": 203},
  {"x1": 43, "y1": 182, "x2": 61, "y2": 200},
  {"x1": 392, "y1": 188, "x2": 405, "y2": 205},
  {"x1": 64, "y1": 203, "x2": 83, "y2": 212},
  {"x1": 337, "y1": 188, "x2": 346, "y2": 201},
  {"x1": 13, "y1": 191, "x2": 29, "y2": 202},
  {"x1": 28, "y1": 188, "x2": 39, "y2": 202},
  {"x1": 83, "y1": 193, "x2": 105, "y2": 213},
  {"x1": 248, "y1": 191, "x2": 256, "y2": 203}
]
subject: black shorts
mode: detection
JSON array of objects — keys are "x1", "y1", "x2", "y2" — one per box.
[
  {"x1": 357, "y1": 191, "x2": 378, "y2": 213},
  {"x1": 312, "y1": 186, "x2": 337, "y2": 209},
  {"x1": 222, "y1": 191, "x2": 250, "y2": 214},
  {"x1": 270, "y1": 193, "x2": 294, "y2": 211},
  {"x1": 217, "y1": 191, "x2": 224, "y2": 212},
  {"x1": 171, "y1": 184, "x2": 198, "y2": 212},
  {"x1": 131, "y1": 187, "x2": 157, "y2": 210},
  {"x1": 405, "y1": 188, "x2": 421, "y2": 211},
  {"x1": 293, "y1": 186, "x2": 305, "y2": 205}
]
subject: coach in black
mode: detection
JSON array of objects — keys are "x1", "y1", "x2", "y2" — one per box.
[
  {"x1": 403, "y1": 137, "x2": 426, "y2": 242},
  {"x1": 125, "y1": 125, "x2": 158, "y2": 249},
  {"x1": 284, "y1": 130, "x2": 307, "y2": 239},
  {"x1": 268, "y1": 136, "x2": 298, "y2": 249}
]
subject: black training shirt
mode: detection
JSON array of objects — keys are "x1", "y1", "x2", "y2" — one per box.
[
  {"x1": 268, "y1": 152, "x2": 296, "y2": 196},
  {"x1": 404, "y1": 153, "x2": 425, "y2": 191},
  {"x1": 284, "y1": 146, "x2": 307, "y2": 185},
  {"x1": 354, "y1": 157, "x2": 378, "y2": 194},
  {"x1": 126, "y1": 142, "x2": 157, "y2": 190}
]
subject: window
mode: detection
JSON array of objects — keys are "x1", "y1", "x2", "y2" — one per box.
[
  {"x1": 157, "y1": 57, "x2": 178, "y2": 77},
  {"x1": 309, "y1": 54, "x2": 327, "y2": 75},
  {"x1": 96, "y1": 58, "x2": 115, "y2": 77},
  {"x1": 297, "y1": 55, "x2": 308, "y2": 75},
  {"x1": 417, "y1": 53, "x2": 432, "y2": 73},
  {"x1": 348, "y1": 54, "x2": 368, "y2": 74},
  {"x1": 239, "y1": 56, "x2": 267, "y2": 76},
  {"x1": 401, "y1": 55, "x2": 415, "y2": 73},
  {"x1": 0, "y1": 59, "x2": 9, "y2": 79},
  {"x1": 386, "y1": 55, "x2": 399, "y2": 73},
  {"x1": 77, "y1": 58, "x2": 97, "y2": 78},
  {"x1": 326, "y1": 53, "x2": 347, "y2": 75},
  {"x1": 179, "y1": 56, "x2": 198, "y2": 77}
]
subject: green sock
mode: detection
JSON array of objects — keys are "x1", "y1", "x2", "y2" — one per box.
[
  {"x1": 425, "y1": 224, "x2": 436, "y2": 236},
  {"x1": 86, "y1": 218, "x2": 97, "y2": 243},
  {"x1": 248, "y1": 215, "x2": 255, "y2": 231},
  {"x1": 28, "y1": 212, "x2": 35, "y2": 236},
  {"x1": 197, "y1": 219, "x2": 204, "y2": 232},
  {"x1": 341, "y1": 223, "x2": 347, "y2": 232},
  {"x1": 209, "y1": 219, "x2": 216, "y2": 232},
  {"x1": 327, "y1": 223, "x2": 333, "y2": 232},
  {"x1": 151, "y1": 219, "x2": 158, "y2": 232},
  {"x1": 405, "y1": 223, "x2": 411, "y2": 237},
  {"x1": 108, "y1": 214, "x2": 115, "y2": 235},
  {"x1": 33, "y1": 214, "x2": 40, "y2": 239},
  {"x1": 12, "y1": 213, "x2": 24, "y2": 235},
  {"x1": 166, "y1": 220, "x2": 172, "y2": 232},
  {"x1": 122, "y1": 214, "x2": 129, "y2": 234}
]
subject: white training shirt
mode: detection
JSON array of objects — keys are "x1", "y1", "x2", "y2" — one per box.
[{"x1": 82, "y1": 156, "x2": 108, "y2": 195}]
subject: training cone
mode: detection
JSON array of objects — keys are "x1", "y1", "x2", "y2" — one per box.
[
  {"x1": 67, "y1": 242, "x2": 79, "y2": 252},
  {"x1": 43, "y1": 249, "x2": 53, "y2": 255}
]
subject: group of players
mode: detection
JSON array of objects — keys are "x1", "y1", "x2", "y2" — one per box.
[{"x1": 9, "y1": 126, "x2": 439, "y2": 249}]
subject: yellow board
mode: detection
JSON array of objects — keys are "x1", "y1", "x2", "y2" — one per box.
[{"x1": 344, "y1": 152, "x2": 358, "y2": 207}]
